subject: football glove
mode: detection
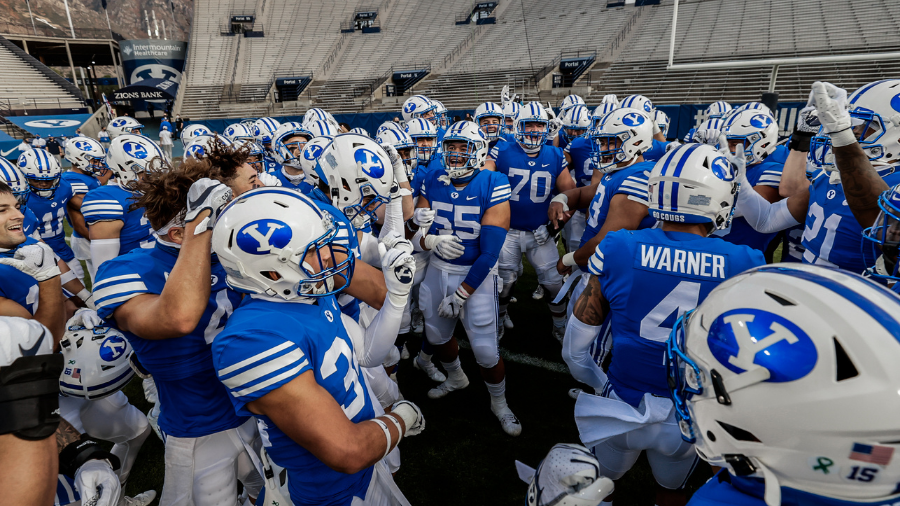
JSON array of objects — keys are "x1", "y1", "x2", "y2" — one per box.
[
  {"x1": 380, "y1": 231, "x2": 414, "y2": 256},
  {"x1": 391, "y1": 400, "x2": 425, "y2": 437},
  {"x1": 74, "y1": 459, "x2": 121, "y2": 506},
  {"x1": 380, "y1": 143, "x2": 408, "y2": 184},
  {"x1": 412, "y1": 208, "x2": 435, "y2": 230},
  {"x1": 719, "y1": 134, "x2": 748, "y2": 186},
  {"x1": 68, "y1": 308, "x2": 102, "y2": 330},
  {"x1": 665, "y1": 140, "x2": 683, "y2": 153},
  {"x1": 533, "y1": 224, "x2": 551, "y2": 246},
  {"x1": 500, "y1": 85, "x2": 518, "y2": 109},
  {"x1": 379, "y1": 241, "x2": 416, "y2": 308},
  {"x1": 600, "y1": 94, "x2": 619, "y2": 105},
  {"x1": 424, "y1": 234, "x2": 465, "y2": 260},
  {"x1": 257, "y1": 172, "x2": 282, "y2": 187},
  {"x1": 546, "y1": 104, "x2": 563, "y2": 140},
  {"x1": 0, "y1": 241, "x2": 60, "y2": 281},
  {"x1": 438, "y1": 286, "x2": 469, "y2": 319},
  {"x1": 185, "y1": 178, "x2": 233, "y2": 234},
  {"x1": 810, "y1": 81, "x2": 854, "y2": 147},
  {"x1": 795, "y1": 106, "x2": 821, "y2": 135}
]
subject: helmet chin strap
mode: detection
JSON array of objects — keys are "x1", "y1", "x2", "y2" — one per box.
[{"x1": 754, "y1": 458, "x2": 782, "y2": 506}]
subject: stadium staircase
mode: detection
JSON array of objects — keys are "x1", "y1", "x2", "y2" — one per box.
[{"x1": 0, "y1": 35, "x2": 85, "y2": 115}]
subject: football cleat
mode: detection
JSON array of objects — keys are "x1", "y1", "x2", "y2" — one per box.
[
  {"x1": 552, "y1": 326, "x2": 566, "y2": 345},
  {"x1": 532, "y1": 285, "x2": 545, "y2": 300},
  {"x1": 427, "y1": 374, "x2": 469, "y2": 399},
  {"x1": 492, "y1": 405, "x2": 522, "y2": 436},
  {"x1": 414, "y1": 355, "x2": 447, "y2": 383},
  {"x1": 503, "y1": 314, "x2": 515, "y2": 329},
  {"x1": 400, "y1": 343, "x2": 410, "y2": 360},
  {"x1": 123, "y1": 490, "x2": 157, "y2": 506},
  {"x1": 568, "y1": 388, "x2": 582, "y2": 399}
]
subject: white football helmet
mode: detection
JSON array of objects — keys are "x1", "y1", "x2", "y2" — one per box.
[
  {"x1": 234, "y1": 139, "x2": 267, "y2": 173},
  {"x1": 401, "y1": 95, "x2": 437, "y2": 123},
  {"x1": 527, "y1": 444, "x2": 615, "y2": 506},
  {"x1": 314, "y1": 133, "x2": 393, "y2": 229},
  {"x1": 808, "y1": 127, "x2": 836, "y2": 173},
  {"x1": 303, "y1": 108, "x2": 338, "y2": 129},
  {"x1": 106, "y1": 134, "x2": 166, "y2": 185},
  {"x1": 212, "y1": 187, "x2": 354, "y2": 300},
  {"x1": 620, "y1": 94, "x2": 654, "y2": 114},
  {"x1": 271, "y1": 122, "x2": 310, "y2": 166},
  {"x1": 441, "y1": 121, "x2": 488, "y2": 180},
  {"x1": 689, "y1": 118, "x2": 727, "y2": 146},
  {"x1": 589, "y1": 108, "x2": 654, "y2": 172},
  {"x1": 376, "y1": 121, "x2": 404, "y2": 137},
  {"x1": 304, "y1": 120, "x2": 338, "y2": 139},
  {"x1": 735, "y1": 101, "x2": 774, "y2": 118},
  {"x1": 18, "y1": 148, "x2": 61, "y2": 198},
  {"x1": 252, "y1": 117, "x2": 282, "y2": 146},
  {"x1": 562, "y1": 105, "x2": 592, "y2": 141},
  {"x1": 653, "y1": 109, "x2": 671, "y2": 137},
  {"x1": 559, "y1": 94, "x2": 585, "y2": 113},
  {"x1": 591, "y1": 103, "x2": 619, "y2": 130},
  {"x1": 376, "y1": 128, "x2": 417, "y2": 178},
  {"x1": 349, "y1": 127, "x2": 369, "y2": 137},
  {"x1": 514, "y1": 102, "x2": 550, "y2": 150},
  {"x1": 502, "y1": 101, "x2": 521, "y2": 134},
  {"x1": 647, "y1": 144, "x2": 738, "y2": 231},
  {"x1": 474, "y1": 102, "x2": 505, "y2": 142},
  {"x1": 724, "y1": 110, "x2": 779, "y2": 164},
  {"x1": 59, "y1": 323, "x2": 134, "y2": 400},
  {"x1": 0, "y1": 158, "x2": 29, "y2": 205},
  {"x1": 223, "y1": 123, "x2": 256, "y2": 142},
  {"x1": 299, "y1": 136, "x2": 334, "y2": 187},
  {"x1": 600, "y1": 94, "x2": 619, "y2": 106},
  {"x1": 668, "y1": 263, "x2": 900, "y2": 505},
  {"x1": 431, "y1": 99, "x2": 450, "y2": 129},
  {"x1": 184, "y1": 134, "x2": 234, "y2": 160},
  {"x1": 65, "y1": 137, "x2": 108, "y2": 175},
  {"x1": 705, "y1": 101, "x2": 733, "y2": 119},
  {"x1": 107, "y1": 116, "x2": 144, "y2": 138},
  {"x1": 847, "y1": 79, "x2": 900, "y2": 164},
  {"x1": 406, "y1": 118, "x2": 439, "y2": 164},
  {"x1": 180, "y1": 124, "x2": 213, "y2": 145}
]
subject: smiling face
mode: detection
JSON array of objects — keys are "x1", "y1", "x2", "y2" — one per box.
[{"x1": 0, "y1": 192, "x2": 26, "y2": 249}]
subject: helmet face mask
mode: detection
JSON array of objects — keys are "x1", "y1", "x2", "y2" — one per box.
[
  {"x1": 375, "y1": 128, "x2": 418, "y2": 179},
  {"x1": 562, "y1": 105, "x2": 591, "y2": 142},
  {"x1": 406, "y1": 118, "x2": 439, "y2": 164},
  {"x1": 589, "y1": 108, "x2": 653, "y2": 172},
  {"x1": 0, "y1": 160, "x2": 29, "y2": 206},
  {"x1": 514, "y1": 103, "x2": 550, "y2": 149},
  {"x1": 724, "y1": 111, "x2": 778, "y2": 164},
  {"x1": 18, "y1": 149, "x2": 61, "y2": 198},
  {"x1": 441, "y1": 121, "x2": 488, "y2": 180},
  {"x1": 863, "y1": 185, "x2": 900, "y2": 282}
]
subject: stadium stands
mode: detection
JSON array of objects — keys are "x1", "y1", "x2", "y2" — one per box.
[{"x1": 0, "y1": 37, "x2": 84, "y2": 113}]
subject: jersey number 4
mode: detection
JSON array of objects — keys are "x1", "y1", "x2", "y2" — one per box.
[{"x1": 640, "y1": 281, "x2": 700, "y2": 343}]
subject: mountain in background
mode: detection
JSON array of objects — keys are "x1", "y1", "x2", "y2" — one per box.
[{"x1": 0, "y1": 0, "x2": 193, "y2": 41}]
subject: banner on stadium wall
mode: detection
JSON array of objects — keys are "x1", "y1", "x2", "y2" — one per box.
[{"x1": 118, "y1": 39, "x2": 187, "y2": 112}]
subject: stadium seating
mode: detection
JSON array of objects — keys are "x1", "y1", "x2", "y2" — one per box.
[{"x1": 0, "y1": 38, "x2": 84, "y2": 113}]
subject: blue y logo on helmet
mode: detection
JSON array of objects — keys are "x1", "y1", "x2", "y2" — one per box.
[
  {"x1": 112, "y1": 119, "x2": 127, "y2": 127},
  {"x1": 622, "y1": 113, "x2": 645, "y2": 127},
  {"x1": 707, "y1": 308, "x2": 817, "y2": 382},
  {"x1": 304, "y1": 144, "x2": 323, "y2": 161},
  {"x1": 123, "y1": 142, "x2": 148, "y2": 159},
  {"x1": 750, "y1": 114, "x2": 772, "y2": 129},
  {"x1": 404, "y1": 102, "x2": 417, "y2": 114},
  {"x1": 711, "y1": 156, "x2": 732, "y2": 180},
  {"x1": 99, "y1": 335, "x2": 128, "y2": 362},
  {"x1": 355, "y1": 148, "x2": 385, "y2": 178},
  {"x1": 236, "y1": 219, "x2": 292, "y2": 255},
  {"x1": 73, "y1": 140, "x2": 94, "y2": 152},
  {"x1": 890, "y1": 93, "x2": 900, "y2": 113}
]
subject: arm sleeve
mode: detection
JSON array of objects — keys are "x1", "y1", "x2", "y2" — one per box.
[
  {"x1": 92, "y1": 261, "x2": 148, "y2": 319},
  {"x1": 734, "y1": 180, "x2": 800, "y2": 233},
  {"x1": 561, "y1": 315, "x2": 608, "y2": 390},
  {"x1": 89, "y1": 239, "x2": 121, "y2": 284},
  {"x1": 344, "y1": 295, "x2": 405, "y2": 368},
  {"x1": 462, "y1": 224, "x2": 506, "y2": 290},
  {"x1": 378, "y1": 194, "x2": 405, "y2": 242},
  {"x1": 81, "y1": 195, "x2": 125, "y2": 225},
  {"x1": 618, "y1": 171, "x2": 651, "y2": 206}
]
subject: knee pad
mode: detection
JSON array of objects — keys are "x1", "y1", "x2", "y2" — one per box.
[
  {"x1": 79, "y1": 391, "x2": 149, "y2": 443},
  {"x1": 470, "y1": 339, "x2": 500, "y2": 369},
  {"x1": 535, "y1": 260, "x2": 564, "y2": 288},
  {"x1": 499, "y1": 269, "x2": 517, "y2": 298}
]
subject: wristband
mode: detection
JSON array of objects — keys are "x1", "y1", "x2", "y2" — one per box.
[
  {"x1": 455, "y1": 285, "x2": 470, "y2": 301},
  {"x1": 372, "y1": 418, "x2": 392, "y2": 458},
  {"x1": 60, "y1": 270, "x2": 77, "y2": 284},
  {"x1": 829, "y1": 128, "x2": 857, "y2": 148},
  {"x1": 562, "y1": 252, "x2": 578, "y2": 267},
  {"x1": 59, "y1": 437, "x2": 120, "y2": 478},
  {"x1": 384, "y1": 414, "x2": 404, "y2": 442},
  {"x1": 551, "y1": 193, "x2": 569, "y2": 212}
]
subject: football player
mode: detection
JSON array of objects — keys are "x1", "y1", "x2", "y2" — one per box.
[
  {"x1": 211, "y1": 187, "x2": 424, "y2": 505},
  {"x1": 180, "y1": 124, "x2": 213, "y2": 146},
  {"x1": 474, "y1": 101, "x2": 510, "y2": 148},
  {"x1": 406, "y1": 117, "x2": 442, "y2": 172},
  {"x1": 621, "y1": 95, "x2": 671, "y2": 160},
  {"x1": 408, "y1": 121, "x2": 520, "y2": 436},
  {"x1": 252, "y1": 117, "x2": 283, "y2": 172},
  {"x1": 402, "y1": 95, "x2": 439, "y2": 126},
  {"x1": 92, "y1": 161, "x2": 265, "y2": 505},
  {"x1": 62, "y1": 137, "x2": 112, "y2": 282},
  {"x1": 520, "y1": 443, "x2": 614, "y2": 506},
  {"x1": 668, "y1": 264, "x2": 900, "y2": 506},
  {"x1": 270, "y1": 121, "x2": 317, "y2": 192},
  {"x1": 704, "y1": 101, "x2": 732, "y2": 119},
  {"x1": 486, "y1": 104, "x2": 576, "y2": 342},
  {"x1": 0, "y1": 158, "x2": 40, "y2": 238},
  {"x1": 106, "y1": 116, "x2": 144, "y2": 138},
  {"x1": 568, "y1": 144, "x2": 764, "y2": 506}
]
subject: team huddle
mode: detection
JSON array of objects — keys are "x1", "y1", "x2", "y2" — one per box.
[{"x1": 1, "y1": 77, "x2": 900, "y2": 506}]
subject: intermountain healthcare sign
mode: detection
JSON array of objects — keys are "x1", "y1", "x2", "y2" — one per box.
[{"x1": 117, "y1": 40, "x2": 187, "y2": 111}]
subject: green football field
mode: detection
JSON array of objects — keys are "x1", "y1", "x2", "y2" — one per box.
[{"x1": 111, "y1": 259, "x2": 715, "y2": 506}]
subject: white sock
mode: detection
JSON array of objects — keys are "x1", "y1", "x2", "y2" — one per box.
[
  {"x1": 418, "y1": 350, "x2": 433, "y2": 362},
  {"x1": 485, "y1": 378, "x2": 507, "y2": 411},
  {"x1": 552, "y1": 314, "x2": 567, "y2": 328},
  {"x1": 441, "y1": 358, "x2": 465, "y2": 382}
]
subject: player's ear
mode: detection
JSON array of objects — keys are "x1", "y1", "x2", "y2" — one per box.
[{"x1": 167, "y1": 226, "x2": 185, "y2": 245}]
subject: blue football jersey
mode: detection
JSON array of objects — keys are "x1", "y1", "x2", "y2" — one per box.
[
  {"x1": 22, "y1": 206, "x2": 39, "y2": 239},
  {"x1": 93, "y1": 243, "x2": 247, "y2": 438},
  {"x1": 54, "y1": 474, "x2": 80, "y2": 506},
  {"x1": 213, "y1": 295, "x2": 376, "y2": 505},
  {"x1": 264, "y1": 156, "x2": 281, "y2": 174},
  {"x1": 491, "y1": 141, "x2": 566, "y2": 231},
  {"x1": 26, "y1": 182, "x2": 74, "y2": 261},
  {"x1": 715, "y1": 156, "x2": 785, "y2": 252},
  {"x1": 81, "y1": 184, "x2": 154, "y2": 255},
  {"x1": 592, "y1": 229, "x2": 765, "y2": 406},
  {"x1": 580, "y1": 161, "x2": 656, "y2": 249},
  {"x1": 802, "y1": 167, "x2": 900, "y2": 274},
  {"x1": 780, "y1": 223, "x2": 805, "y2": 263},
  {"x1": 643, "y1": 139, "x2": 670, "y2": 162},
  {"x1": 687, "y1": 471, "x2": 897, "y2": 506},
  {"x1": 61, "y1": 171, "x2": 100, "y2": 240},
  {"x1": 0, "y1": 236, "x2": 41, "y2": 315},
  {"x1": 273, "y1": 168, "x2": 314, "y2": 193},
  {"x1": 564, "y1": 136, "x2": 595, "y2": 189},
  {"x1": 419, "y1": 168, "x2": 511, "y2": 266}
]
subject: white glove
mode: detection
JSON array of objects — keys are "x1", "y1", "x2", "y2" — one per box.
[
  {"x1": 501, "y1": 85, "x2": 516, "y2": 109},
  {"x1": 438, "y1": 286, "x2": 469, "y2": 319},
  {"x1": 258, "y1": 172, "x2": 282, "y2": 186},
  {"x1": 184, "y1": 178, "x2": 233, "y2": 234},
  {"x1": 810, "y1": 81, "x2": 854, "y2": 147},
  {"x1": 601, "y1": 94, "x2": 619, "y2": 106},
  {"x1": 533, "y1": 224, "x2": 551, "y2": 246},
  {"x1": 380, "y1": 231, "x2": 414, "y2": 255},
  {"x1": 68, "y1": 308, "x2": 102, "y2": 330},
  {"x1": 546, "y1": 103, "x2": 563, "y2": 140},
  {"x1": 381, "y1": 143, "x2": 408, "y2": 184},
  {"x1": 665, "y1": 140, "x2": 683, "y2": 152},
  {"x1": 391, "y1": 400, "x2": 425, "y2": 437},
  {"x1": 0, "y1": 242, "x2": 60, "y2": 281},
  {"x1": 74, "y1": 459, "x2": 121, "y2": 506},
  {"x1": 652, "y1": 121, "x2": 662, "y2": 135},
  {"x1": 719, "y1": 134, "x2": 748, "y2": 186},
  {"x1": 424, "y1": 234, "x2": 465, "y2": 260},
  {"x1": 379, "y1": 242, "x2": 416, "y2": 307},
  {"x1": 413, "y1": 208, "x2": 435, "y2": 229}
]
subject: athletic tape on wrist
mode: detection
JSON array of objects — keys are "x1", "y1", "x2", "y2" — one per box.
[
  {"x1": 384, "y1": 414, "x2": 404, "y2": 442},
  {"x1": 372, "y1": 418, "x2": 392, "y2": 458}
]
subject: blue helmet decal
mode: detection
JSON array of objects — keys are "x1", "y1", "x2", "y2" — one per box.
[
  {"x1": 123, "y1": 141, "x2": 149, "y2": 159},
  {"x1": 707, "y1": 308, "x2": 818, "y2": 382},
  {"x1": 186, "y1": 144, "x2": 205, "y2": 157},
  {"x1": 711, "y1": 156, "x2": 732, "y2": 180},
  {"x1": 891, "y1": 93, "x2": 900, "y2": 113},
  {"x1": 749, "y1": 114, "x2": 772, "y2": 128},
  {"x1": 236, "y1": 219, "x2": 292, "y2": 255},
  {"x1": 99, "y1": 335, "x2": 128, "y2": 362},
  {"x1": 622, "y1": 112, "x2": 645, "y2": 127},
  {"x1": 73, "y1": 140, "x2": 95, "y2": 152},
  {"x1": 404, "y1": 102, "x2": 417, "y2": 113},
  {"x1": 112, "y1": 118, "x2": 127, "y2": 127},
  {"x1": 304, "y1": 143, "x2": 324, "y2": 161},
  {"x1": 354, "y1": 148, "x2": 385, "y2": 178}
]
